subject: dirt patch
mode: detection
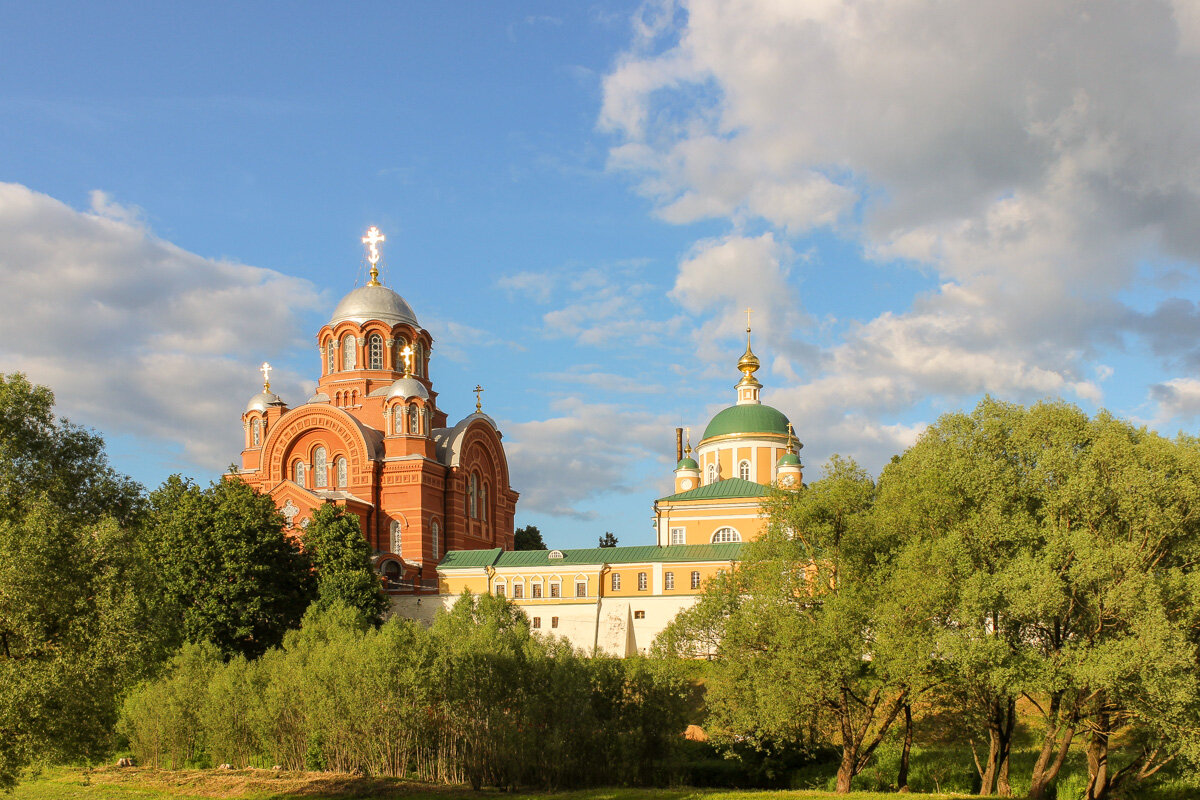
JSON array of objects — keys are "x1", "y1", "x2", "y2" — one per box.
[{"x1": 83, "y1": 767, "x2": 472, "y2": 800}]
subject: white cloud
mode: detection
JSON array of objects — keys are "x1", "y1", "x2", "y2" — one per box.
[
  {"x1": 502, "y1": 397, "x2": 672, "y2": 517},
  {"x1": 0, "y1": 182, "x2": 323, "y2": 471},
  {"x1": 1148, "y1": 377, "x2": 1200, "y2": 426},
  {"x1": 601, "y1": 0, "x2": 1200, "y2": 455}
]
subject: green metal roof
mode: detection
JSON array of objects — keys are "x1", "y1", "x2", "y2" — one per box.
[
  {"x1": 701, "y1": 403, "x2": 791, "y2": 440},
  {"x1": 658, "y1": 477, "x2": 770, "y2": 503},
  {"x1": 776, "y1": 452, "x2": 801, "y2": 466},
  {"x1": 437, "y1": 542, "x2": 744, "y2": 570},
  {"x1": 676, "y1": 456, "x2": 699, "y2": 470}
]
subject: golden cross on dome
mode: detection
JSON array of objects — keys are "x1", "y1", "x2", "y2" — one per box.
[
  {"x1": 401, "y1": 345, "x2": 413, "y2": 376},
  {"x1": 260, "y1": 362, "x2": 272, "y2": 391},
  {"x1": 474, "y1": 384, "x2": 484, "y2": 413},
  {"x1": 745, "y1": 306, "x2": 754, "y2": 331},
  {"x1": 361, "y1": 226, "x2": 386, "y2": 286}
]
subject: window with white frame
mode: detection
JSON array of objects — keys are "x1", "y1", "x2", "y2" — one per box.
[
  {"x1": 738, "y1": 459, "x2": 751, "y2": 481},
  {"x1": 390, "y1": 519, "x2": 402, "y2": 554},
  {"x1": 670, "y1": 527, "x2": 685, "y2": 545},
  {"x1": 707, "y1": 463, "x2": 717, "y2": 484},
  {"x1": 326, "y1": 341, "x2": 336, "y2": 373},
  {"x1": 251, "y1": 418, "x2": 261, "y2": 447},
  {"x1": 691, "y1": 571, "x2": 701, "y2": 589},
  {"x1": 711, "y1": 527, "x2": 742, "y2": 543},
  {"x1": 531, "y1": 583, "x2": 542, "y2": 598},
  {"x1": 611, "y1": 573, "x2": 621, "y2": 591},
  {"x1": 638, "y1": 572, "x2": 648, "y2": 591},
  {"x1": 368, "y1": 334, "x2": 384, "y2": 370},
  {"x1": 342, "y1": 335, "x2": 356, "y2": 370},
  {"x1": 575, "y1": 581, "x2": 587, "y2": 598},
  {"x1": 550, "y1": 582, "x2": 561, "y2": 598},
  {"x1": 336, "y1": 457, "x2": 347, "y2": 488},
  {"x1": 293, "y1": 460, "x2": 306, "y2": 486},
  {"x1": 495, "y1": 582, "x2": 506, "y2": 597},
  {"x1": 512, "y1": 582, "x2": 524, "y2": 599},
  {"x1": 665, "y1": 571, "x2": 675, "y2": 590},
  {"x1": 314, "y1": 446, "x2": 327, "y2": 487}
]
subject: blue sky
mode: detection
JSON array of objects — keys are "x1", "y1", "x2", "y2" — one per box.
[{"x1": 5, "y1": 1, "x2": 1200, "y2": 549}]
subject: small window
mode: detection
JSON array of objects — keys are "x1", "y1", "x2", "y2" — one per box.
[
  {"x1": 532, "y1": 617, "x2": 541, "y2": 629},
  {"x1": 250, "y1": 418, "x2": 261, "y2": 447},
  {"x1": 707, "y1": 463, "x2": 717, "y2": 484},
  {"x1": 314, "y1": 446, "x2": 328, "y2": 487},
  {"x1": 665, "y1": 571, "x2": 675, "y2": 590},
  {"x1": 415, "y1": 341, "x2": 425, "y2": 376},
  {"x1": 512, "y1": 583, "x2": 524, "y2": 599},
  {"x1": 293, "y1": 460, "x2": 306, "y2": 486},
  {"x1": 469, "y1": 474, "x2": 478, "y2": 518},
  {"x1": 638, "y1": 572, "x2": 648, "y2": 591},
  {"x1": 550, "y1": 583, "x2": 561, "y2": 598},
  {"x1": 575, "y1": 581, "x2": 586, "y2": 598},
  {"x1": 670, "y1": 527, "x2": 685, "y2": 545},
  {"x1": 611, "y1": 573, "x2": 621, "y2": 591},
  {"x1": 548, "y1": 550, "x2": 564, "y2": 559},
  {"x1": 481, "y1": 483, "x2": 489, "y2": 522},
  {"x1": 336, "y1": 457, "x2": 347, "y2": 488},
  {"x1": 551, "y1": 616, "x2": 559, "y2": 629},
  {"x1": 390, "y1": 519, "x2": 402, "y2": 554},
  {"x1": 368, "y1": 333, "x2": 384, "y2": 370},
  {"x1": 712, "y1": 527, "x2": 742, "y2": 543},
  {"x1": 495, "y1": 584, "x2": 506, "y2": 598},
  {"x1": 326, "y1": 341, "x2": 336, "y2": 373},
  {"x1": 431, "y1": 520, "x2": 440, "y2": 560},
  {"x1": 634, "y1": 610, "x2": 645, "y2": 619},
  {"x1": 409, "y1": 403, "x2": 419, "y2": 434},
  {"x1": 342, "y1": 335, "x2": 357, "y2": 370},
  {"x1": 532, "y1": 583, "x2": 542, "y2": 599},
  {"x1": 738, "y1": 459, "x2": 751, "y2": 481},
  {"x1": 691, "y1": 571, "x2": 701, "y2": 590}
]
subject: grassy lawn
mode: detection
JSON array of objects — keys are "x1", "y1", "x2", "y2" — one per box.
[{"x1": 13, "y1": 767, "x2": 977, "y2": 800}]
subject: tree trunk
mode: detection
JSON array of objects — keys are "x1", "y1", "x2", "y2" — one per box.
[
  {"x1": 836, "y1": 745, "x2": 856, "y2": 794},
  {"x1": 897, "y1": 702, "x2": 913, "y2": 793},
  {"x1": 978, "y1": 696, "x2": 1015, "y2": 796},
  {"x1": 1085, "y1": 707, "x2": 1111, "y2": 800}
]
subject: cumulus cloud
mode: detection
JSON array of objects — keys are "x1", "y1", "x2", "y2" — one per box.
[
  {"x1": 502, "y1": 397, "x2": 673, "y2": 517},
  {"x1": 601, "y1": 0, "x2": 1200, "y2": 458},
  {"x1": 0, "y1": 182, "x2": 324, "y2": 471}
]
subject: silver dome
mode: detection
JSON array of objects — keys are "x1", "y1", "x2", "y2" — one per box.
[
  {"x1": 386, "y1": 376, "x2": 430, "y2": 401},
  {"x1": 245, "y1": 390, "x2": 284, "y2": 413},
  {"x1": 329, "y1": 285, "x2": 419, "y2": 327}
]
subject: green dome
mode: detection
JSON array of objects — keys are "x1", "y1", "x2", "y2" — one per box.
[
  {"x1": 676, "y1": 456, "x2": 699, "y2": 471},
  {"x1": 776, "y1": 452, "x2": 801, "y2": 467},
  {"x1": 702, "y1": 404, "x2": 791, "y2": 440}
]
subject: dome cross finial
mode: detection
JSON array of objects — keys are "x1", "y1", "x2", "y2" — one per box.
[
  {"x1": 362, "y1": 226, "x2": 386, "y2": 286},
  {"x1": 474, "y1": 384, "x2": 484, "y2": 413},
  {"x1": 401, "y1": 344, "x2": 414, "y2": 376},
  {"x1": 260, "y1": 361, "x2": 272, "y2": 391}
]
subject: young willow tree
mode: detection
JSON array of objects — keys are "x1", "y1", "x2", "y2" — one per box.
[
  {"x1": 657, "y1": 456, "x2": 914, "y2": 794},
  {"x1": 878, "y1": 397, "x2": 1200, "y2": 800}
]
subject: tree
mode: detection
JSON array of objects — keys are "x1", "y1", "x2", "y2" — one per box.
[
  {"x1": 304, "y1": 503, "x2": 388, "y2": 624},
  {"x1": 878, "y1": 398, "x2": 1200, "y2": 799},
  {"x1": 146, "y1": 476, "x2": 315, "y2": 659},
  {"x1": 598, "y1": 531, "x2": 618, "y2": 548},
  {"x1": 658, "y1": 457, "x2": 911, "y2": 793},
  {"x1": 513, "y1": 524, "x2": 547, "y2": 550},
  {"x1": 0, "y1": 374, "x2": 161, "y2": 788}
]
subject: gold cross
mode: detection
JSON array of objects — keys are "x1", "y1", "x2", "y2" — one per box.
[
  {"x1": 474, "y1": 384, "x2": 484, "y2": 413},
  {"x1": 362, "y1": 226, "x2": 386, "y2": 285},
  {"x1": 401, "y1": 345, "x2": 413, "y2": 375},
  {"x1": 260, "y1": 362, "x2": 272, "y2": 391},
  {"x1": 745, "y1": 307, "x2": 754, "y2": 330}
]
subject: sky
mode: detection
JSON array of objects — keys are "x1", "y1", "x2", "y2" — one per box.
[{"x1": 4, "y1": 1, "x2": 1200, "y2": 549}]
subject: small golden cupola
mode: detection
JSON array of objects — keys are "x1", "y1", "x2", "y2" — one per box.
[
  {"x1": 674, "y1": 427, "x2": 701, "y2": 493},
  {"x1": 736, "y1": 313, "x2": 762, "y2": 406}
]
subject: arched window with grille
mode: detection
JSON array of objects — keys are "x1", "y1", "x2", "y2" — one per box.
[
  {"x1": 390, "y1": 519, "x2": 402, "y2": 554},
  {"x1": 469, "y1": 473, "x2": 478, "y2": 518},
  {"x1": 711, "y1": 527, "x2": 741, "y2": 543},
  {"x1": 336, "y1": 457, "x2": 347, "y2": 488},
  {"x1": 368, "y1": 333, "x2": 383, "y2": 370},
  {"x1": 409, "y1": 403, "x2": 419, "y2": 434},
  {"x1": 394, "y1": 338, "x2": 408, "y2": 371},
  {"x1": 738, "y1": 459, "x2": 751, "y2": 481},
  {"x1": 415, "y1": 341, "x2": 425, "y2": 376},
  {"x1": 251, "y1": 418, "x2": 261, "y2": 447},
  {"x1": 293, "y1": 460, "x2": 306, "y2": 486},
  {"x1": 342, "y1": 334, "x2": 357, "y2": 370},
  {"x1": 707, "y1": 463, "x2": 717, "y2": 484},
  {"x1": 432, "y1": 520, "x2": 440, "y2": 559},
  {"x1": 326, "y1": 340, "x2": 335, "y2": 373},
  {"x1": 313, "y1": 446, "x2": 327, "y2": 487},
  {"x1": 481, "y1": 483, "x2": 489, "y2": 522}
]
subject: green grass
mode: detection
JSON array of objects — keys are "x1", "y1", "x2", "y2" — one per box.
[{"x1": 12, "y1": 767, "x2": 976, "y2": 800}]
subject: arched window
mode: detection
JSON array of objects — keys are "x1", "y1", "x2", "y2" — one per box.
[
  {"x1": 394, "y1": 338, "x2": 408, "y2": 371},
  {"x1": 469, "y1": 473, "x2": 478, "y2": 518},
  {"x1": 432, "y1": 520, "x2": 440, "y2": 559},
  {"x1": 293, "y1": 460, "x2": 306, "y2": 486},
  {"x1": 481, "y1": 483, "x2": 489, "y2": 522},
  {"x1": 415, "y1": 341, "x2": 424, "y2": 376},
  {"x1": 251, "y1": 418, "x2": 261, "y2": 447},
  {"x1": 342, "y1": 334, "x2": 357, "y2": 370},
  {"x1": 336, "y1": 457, "x2": 347, "y2": 488},
  {"x1": 711, "y1": 527, "x2": 742, "y2": 543},
  {"x1": 326, "y1": 340, "x2": 335, "y2": 373},
  {"x1": 409, "y1": 403, "x2": 419, "y2": 434},
  {"x1": 313, "y1": 446, "x2": 327, "y2": 487},
  {"x1": 390, "y1": 519, "x2": 402, "y2": 554},
  {"x1": 368, "y1": 333, "x2": 383, "y2": 370},
  {"x1": 738, "y1": 460, "x2": 751, "y2": 481},
  {"x1": 707, "y1": 463, "x2": 717, "y2": 484}
]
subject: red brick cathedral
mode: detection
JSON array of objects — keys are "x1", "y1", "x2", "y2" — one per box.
[{"x1": 236, "y1": 228, "x2": 517, "y2": 591}]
